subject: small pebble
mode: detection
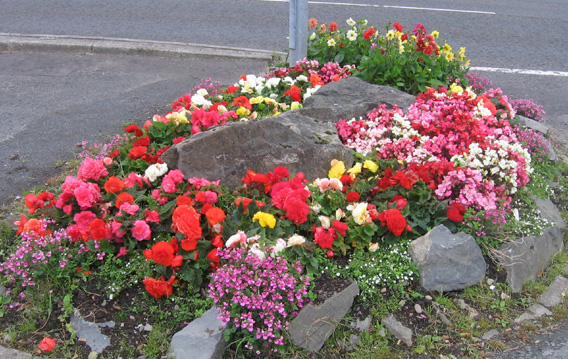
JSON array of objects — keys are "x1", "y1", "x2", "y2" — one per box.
[
  {"x1": 487, "y1": 278, "x2": 495, "y2": 285},
  {"x1": 415, "y1": 304, "x2": 423, "y2": 314},
  {"x1": 425, "y1": 295, "x2": 432, "y2": 301},
  {"x1": 381, "y1": 288, "x2": 387, "y2": 293}
]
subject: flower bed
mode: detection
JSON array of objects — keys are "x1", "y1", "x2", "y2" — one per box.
[{"x1": 0, "y1": 18, "x2": 558, "y2": 358}]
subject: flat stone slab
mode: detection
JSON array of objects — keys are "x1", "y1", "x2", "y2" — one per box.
[
  {"x1": 289, "y1": 279, "x2": 359, "y2": 352},
  {"x1": 0, "y1": 345, "x2": 41, "y2": 359},
  {"x1": 70, "y1": 309, "x2": 112, "y2": 353},
  {"x1": 538, "y1": 276, "x2": 568, "y2": 308},
  {"x1": 169, "y1": 307, "x2": 226, "y2": 359},
  {"x1": 381, "y1": 314, "x2": 413, "y2": 346}
]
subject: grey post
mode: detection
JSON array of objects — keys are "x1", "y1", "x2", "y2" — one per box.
[{"x1": 289, "y1": 0, "x2": 309, "y2": 67}]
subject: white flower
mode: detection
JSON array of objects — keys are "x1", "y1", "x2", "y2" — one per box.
[
  {"x1": 144, "y1": 163, "x2": 168, "y2": 182},
  {"x1": 310, "y1": 32, "x2": 317, "y2": 40},
  {"x1": 319, "y1": 215, "x2": 331, "y2": 229},
  {"x1": 196, "y1": 88, "x2": 208, "y2": 96},
  {"x1": 296, "y1": 75, "x2": 308, "y2": 82},
  {"x1": 287, "y1": 234, "x2": 306, "y2": 247},
  {"x1": 351, "y1": 202, "x2": 369, "y2": 225},
  {"x1": 311, "y1": 203, "x2": 322, "y2": 214},
  {"x1": 191, "y1": 94, "x2": 212, "y2": 109},
  {"x1": 346, "y1": 18, "x2": 356, "y2": 27},
  {"x1": 271, "y1": 238, "x2": 287, "y2": 256},
  {"x1": 327, "y1": 38, "x2": 336, "y2": 47},
  {"x1": 346, "y1": 30, "x2": 358, "y2": 41},
  {"x1": 265, "y1": 77, "x2": 281, "y2": 89},
  {"x1": 249, "y1": 243, "x2": 266, "y2": 260}
]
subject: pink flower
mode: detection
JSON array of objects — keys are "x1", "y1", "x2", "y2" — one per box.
[
  {"x1": 77, "y1": 158, "x2": 108, "y2": 181},
  {"x1": 132, "y1": 220, "x2": 151, "y2": 241}
]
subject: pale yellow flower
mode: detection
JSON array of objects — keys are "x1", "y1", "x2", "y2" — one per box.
[
  {"x1": 236, "y1": 107, "x2": 251, "y2": 117},
  {"x1": 449, "y1": 83, "x2": 464, "y2": 94},
  {"x1": 445, "y1": 52, "x2": 455, "y2": 61},
  {"x1": 442, "y1": 43, "x2": 452, "y2": 54},
  {"x1": 249, "y1": 96, "x2": 264, "y2": 105},
  {"x1": 386, "y1": 30, "x2": 396, "y2": 40},
  {"x1": 328, "y1": 159, "x2": 346, "y2": 178},
  {"x1": 431, "y1": 30, "x2": 440, "y2": 38},
  {"x1": 351, "y1": 202, "x2": 369, "y2": 225},
  {"x1": 253, "y1": 211, "x2": 276, "y2": 229},
  {"x1": 363, "y1": 160, "x2": 379, "y2": 173},
  {"x1": 347, "y1": 162, "x2": 362, "y2": 175},
  {"x1": 327, "y1": 38, "x2": 336, "y2": 47},
  {"x1": 369, "y1": 242, "x2": 379, "y2": 252},
  {"x1": 290, "y1": 102, "x2": 302, "y2": 110}
]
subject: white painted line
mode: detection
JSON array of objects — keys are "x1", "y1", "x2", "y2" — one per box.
[
  {"x1": 471, "y1": 66, "x2": 568, "y2": 77},
  {"x1": 383, "y1": 5, "x2": 495, "y2": 15},
  {"x1": 258, "y1": 0, "x2": 494, "y2": 14}
]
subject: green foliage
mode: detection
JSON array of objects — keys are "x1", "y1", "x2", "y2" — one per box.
[{"x1": 307, "y1": 19, "x2": 469, "y2": 94}]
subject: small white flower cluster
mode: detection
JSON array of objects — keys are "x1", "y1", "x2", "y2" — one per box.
[
  {"x1": 451, "y1": 140, "x2": 532, "y2": 194},
  {"x1": 144, "y1": 163, "x2": 168, "y2": 182}
]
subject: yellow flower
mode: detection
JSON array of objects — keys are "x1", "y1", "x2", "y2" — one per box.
[
  {"x1": 459, "y1": 47, "x2": 467, "y2": 61},
  {"x1": 328, "y1": 159, "x2": 346, "y2": 179},
  {"x1": 249, "y1": 96, "x2": 264, "y2": 105},
  {"x1": 363, "y1": 160, "x2": 379, "y2": 173},
  {"x1": 442, "y1": 43, "x2": 452, "y2": 54},
  {"x1": 347, "y1": 162, "x2": 362, "y2": 175},
  {"x1": 449, "y1": 83, "x2": 464, "y2": 94},
  {"x1": 445, "y1": 52, "x2": 455, "y2": 61},
  {"x1": 253, "y1": 212, "x2": 276, "y2": 229},
  {"x1": 263, "y1": 97, "x2": 277, "y2": 106},
  {"x1": 386, "y1": 30, "x2": 396, "y2": 40},
  {"x1": 236, "y1": 107, "x2": 251, "y2": 117},
  {"x1": 431, "y1": 30, "x2": 440, "y2": 38},
  {"x1": 166, "y1": 110, "x2": 189, "y2": 125},
  {"x1": 290, "y1": 102, "x2": 302, "y2": 110}
]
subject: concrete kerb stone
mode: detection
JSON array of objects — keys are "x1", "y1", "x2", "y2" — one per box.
[{"x1": 0, "y1": 33, "x2": 285, "y2": 60}]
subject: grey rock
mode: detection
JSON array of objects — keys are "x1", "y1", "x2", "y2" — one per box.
[
  {"x1": 349, "y1": 333, "x2": 361, "y2": 346},
  {"x1": 0, "y1": 345, "x2": 41, "y2": 359},
  {"x1": 528, "y1": 303, "x2": 553, "y2": 317},
  {"x1": 70, "y1": 309, "x2": 112, "y2": 353},
  {"x1": 351, "y1": 316, "x2": 372, "y2": 333},
  {"x1": 409, "y1": 225, "x2": 486, "y2": 292},
  {"x1": 499, "y1": 199, "x2": 564, "y2": 292},
  {"x1": 431, "y1": 302, "x2": 451, "y2": 326},
  {"x1": 514, "y1": 312, "x2": 537, "y2": 324},
  {"x1": 517, "y1": 115, "x2": 549, "y2": 135},
  {"x1": 538, "y1": 276, "x2": 568, "y2": 308},
  {"x1": 162, "y1": 111, "x2": 353, "y2": 190},
  {"x1": 169, "y1": 307, "x2": 226, "y2": 359},
  {"x1": 482, "y1": 329, "x2": 500, "y2": 341},
  {"x1": 299, "y1": 76, "x2": 416, "y2": 122},
  {"x1": 381, "y1": 314, "x2": 413, "y2": 346},
  {"x1": 0, "y1": 285, "x2": 6, "y2": 296},
  {"x1": 289, "y1": 279, "x2": 359, "y2": 352}
]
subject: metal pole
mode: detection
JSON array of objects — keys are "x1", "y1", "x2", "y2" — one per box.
[{"x1": 289, "y1": 0, "x2": 308, "y2": 67}]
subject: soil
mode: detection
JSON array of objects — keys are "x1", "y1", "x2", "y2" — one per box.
[{"x1": 0, "y1": 254, "x2": 556, "y2": 359}]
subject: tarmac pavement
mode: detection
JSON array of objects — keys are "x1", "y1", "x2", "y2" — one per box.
[{"x1": 0, "y1": 35, "x2": 274, "y2": 212}]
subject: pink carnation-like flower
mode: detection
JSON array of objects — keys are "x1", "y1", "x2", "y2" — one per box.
[
  {"x1": 132, "y1": 220, "x2": 151, "y2": 241},
  {"x1": 77, "y1": 158, "x2": 109, "y2": 181}
]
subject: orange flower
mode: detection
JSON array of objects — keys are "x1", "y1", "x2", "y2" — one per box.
[
  {"x1": 143, "y1": 275, "x2": 177, "y2": 298},
  {"x1": 172, "y1": 205, "x2": 202, "y2": 241},
  {"x1": 309, "y1": 18, "x2": 317, "y2": 29},
  {"x1": 115, "y1": 192, "x2": 134, "y2": 208},
  {"x1": 88, "y1": 218, "x2": 107, "y2": 241},
  {"x1": 205, "y1": 207, "x2": 226, "y2": 226},
  {"x1": 104, "y1": 176, "x2": 124, "y2": 193}
]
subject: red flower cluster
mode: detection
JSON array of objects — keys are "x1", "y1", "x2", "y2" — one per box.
[
  {"x1": 143, "y1": 275, "x2": 178, "y2": 299},
  {"x1": 271, "y1": 173, "x2": 310, "y2": 224},
  {"x1": 144, "y1": 239, "x2": 183, "y2": 267},
  {"x1": 378, "y1": 208, "x2": 407, "y2": 236}
]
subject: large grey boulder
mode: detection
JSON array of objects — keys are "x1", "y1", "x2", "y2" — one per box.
[
  {"x1": 499, "y1": 198, "x2": 565, "y2": 292},
  {"x1": 169, "y1": 307, "x2": 226, "y2": 359},
  {"x1": 409, "y1": 225, "x2": 486, "y2": 292},
  {"x1": 162, "y1": 77, "x2": 417, "y2": 189},
  {"x1": 288, "y1": 279, "x2": 359, "y2": 352},
  {"x1": 299, "y1": 76, "x2": 416, "y2": 122},
  {"x1": 162, "y1": 111, "x2": 354, "y2": 189}
]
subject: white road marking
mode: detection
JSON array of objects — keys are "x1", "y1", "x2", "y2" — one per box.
[
  {"x1": 471, "y1": 66, "x2": 568, "y2": 77},
  {"x1": 258, "y1": 0, "x2": 495, "y2": 15}
]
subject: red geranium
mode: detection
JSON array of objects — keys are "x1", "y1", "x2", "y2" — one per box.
[
  {"x1": 378, "y1": 208, "x2": 407, "y2": 236},
  {"x1": 346, "y1": 191, "x2": 360, "y2": 202},
  {"x1": 232, "y1": 96, "x2": 252, "y2": 110},
  {"x1": 284, "y1": 86, "x2": 302, "y2": 102},
  {"x1": 172, "y1": 205, "x2": 202, "y2": 241},
  {"x1": 104, "y1": 176, "x2": 124, "y2": 193},
  {"x1": 363, "y1": 27, "x2": 375, "y2": 40},
  {"x1": 314, "y1": 226, "x2": 335, "y2": 249},
  {"x1": 329, "y1": 22, "x2": 338, "y2": 31},
  {"x1": 115, "y1": 192, "x2": 134, "y2": 209},
  {"x1": 124, "y1": 124, "x2": 143, "y2": 137},
  {"x1": 38, "y1": 337, "x2": 56, "y2": 352},
  {"x1": 143, "y1": 275, "x2": 177, "y2": 298}
]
